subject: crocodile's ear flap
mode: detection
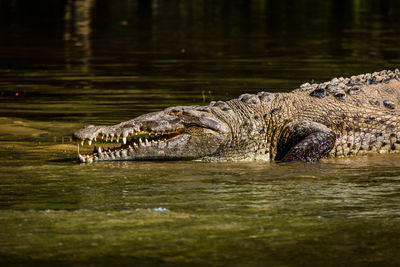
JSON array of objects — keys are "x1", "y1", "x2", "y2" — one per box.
[{"x1": 276, "y1": 120, "x2": 336, "y2": 162}]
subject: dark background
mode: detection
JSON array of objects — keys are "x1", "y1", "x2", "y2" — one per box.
[{"x1": 1, "y1": 0, "x2": 400, "y2": 123}]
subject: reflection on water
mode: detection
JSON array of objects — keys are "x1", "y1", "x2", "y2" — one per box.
[
  {"x1": 1, "y1": 141, "x2": 400, "y2": 265},
  {"x1": 1, "y1": 0, "x2": 400, "y2": 265},
  {"x1": 64, "y1": 0, "x2": 95, "y2": 72}
]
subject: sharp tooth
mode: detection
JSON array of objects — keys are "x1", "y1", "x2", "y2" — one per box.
[
  {"x1": 116, "y1": 137, "x2": 119, "y2": 142},
  {"x1": 145, "y1": 138, "x2": 149, "y2": 145},
  {"x1": 81, "y1": 140, "x2": 84, "y2": 146},
  {"x1": 79, "y1": 154, "x2": 86, "y2": 163},
  {"x1": 88, "y1": 140, "x2": 92, "y2": 146},
  {"x1": 94, "y1": 137, "x2": 97, "y2": 142},
  {"x1": 98, "y1": 146, "x2": 102, "y2": 153},
  {"x1": 123, "y1": 137, "x2": 127, "y2": 144},
  {"x1": 101, "y1": 135, "x2": 104, "y2": 140},
  {"x1": 139, "y1": 138, "x2": 142, "y2": 143}
]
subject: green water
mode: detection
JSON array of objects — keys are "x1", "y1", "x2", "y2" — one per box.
[{"x1": 1, "y1": 0, "x2": 400, "y2": 265}]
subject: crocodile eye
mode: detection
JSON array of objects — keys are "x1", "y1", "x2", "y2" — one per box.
[{"x1": 166, "y1": 107, "x2": 183, "y2": 115}]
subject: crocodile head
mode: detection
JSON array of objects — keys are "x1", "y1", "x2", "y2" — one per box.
[{"x1": 72, "y1": 105, "x2": 230, "y2": 163}]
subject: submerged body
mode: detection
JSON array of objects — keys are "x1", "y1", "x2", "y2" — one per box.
[{"x1": 73, "y1": 69, "x2": 400, "y2": 163}]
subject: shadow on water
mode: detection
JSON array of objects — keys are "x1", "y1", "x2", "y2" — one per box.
[{"x1": 1, "y1": 0, "x2": 400, "y2": 265}]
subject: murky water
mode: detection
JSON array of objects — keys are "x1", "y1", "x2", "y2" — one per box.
[{"x1": 1, "y1": 0, "x2": 400, "y2": 265}]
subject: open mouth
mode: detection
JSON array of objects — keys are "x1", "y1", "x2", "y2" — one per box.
[{"x1": 76, "y1": 130, "x2": 183, "y2": 163}]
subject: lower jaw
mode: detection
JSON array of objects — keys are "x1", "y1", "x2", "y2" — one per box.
[
  {"x1": 77, "y1": 134, "x2": 192, "y2": 163},
  {"x1": 79, "y1": 146, "x2": 161, "y2": 163},
  {"x1": 80, "y1": 150, "x2": 129, "y2": 163},
  {"x1": 79, "y1": 152, "x2": 175, "y2": 163},
  {"x1": 78, "y1": 138, "x2": 171, "y2": 163}
]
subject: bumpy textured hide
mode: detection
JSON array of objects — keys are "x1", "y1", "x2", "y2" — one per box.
[{"x1": 73, "y1": 69, "x2": 400, "y2": 162}]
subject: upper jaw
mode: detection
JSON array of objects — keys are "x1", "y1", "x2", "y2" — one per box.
[
  {"x1": 72, "y1": 123, "x2": 181, "y2": 146},
  {"x1": 72, "y1": 110, "x2": 184, "y2": 144}
]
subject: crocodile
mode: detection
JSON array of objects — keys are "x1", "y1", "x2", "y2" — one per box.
[{"x1": 73, "y1": 69, "x2": 400, "y2": 163}]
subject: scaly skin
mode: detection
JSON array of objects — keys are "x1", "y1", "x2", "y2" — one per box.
[{"x1": 73, "y1": 69, "x2": 400, "y2": 163}]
